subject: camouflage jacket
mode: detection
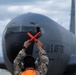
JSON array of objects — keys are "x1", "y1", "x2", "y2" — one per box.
[{"x1": 13, "y1": 49, "x2": 49, "y2": 75}]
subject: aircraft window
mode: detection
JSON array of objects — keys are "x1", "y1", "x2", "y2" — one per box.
[
  {"x1": 6, "y1": 26, "x2": 45, "y2": 35},
  {"x1": 21, "y1": 26, "x2": 45, "y2": 35},
  {"x1": 21, "y1": 26, "x2": 37, "y2": 32},
  {"x1": 6, "y1": 27, "x2": 20, "y2": 33},
  {"x1": 11, "y1": 22, "x2": 15, "y2": 26},
  {"x1": 40, "y1": 28, "x2": 45, "y2": 35}
]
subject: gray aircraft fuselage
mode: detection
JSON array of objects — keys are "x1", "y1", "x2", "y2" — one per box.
[{"x1": 2, "y1": 13, "x2": 76, "y2": 75}]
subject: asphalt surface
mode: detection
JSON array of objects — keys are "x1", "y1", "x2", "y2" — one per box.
[{"x1": 0, "y1": 71, "x2": 11, "y2": 75}]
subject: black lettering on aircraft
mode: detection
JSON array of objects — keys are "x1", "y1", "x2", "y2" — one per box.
[
  {"x1": 35, "y1": 43, "x2": 64, "y2": 53},
  {"x1": 43, "y1": 43, "x2": 64, "y2": 53},
  {"x1": 50, "y1": 44, "x2": 64, "y2": 53}
]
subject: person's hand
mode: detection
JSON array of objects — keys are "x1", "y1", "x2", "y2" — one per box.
[
  {"x1": 36, "y1": 40, "x2": 43, "y2": 51},
  {"x1": 23, "y1": 40, "x2": 31, "y2": 48}
]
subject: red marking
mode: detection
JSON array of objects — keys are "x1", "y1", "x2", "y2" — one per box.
[{"x1": 27, "y1": 32, "x2": 41, "y2": 43}]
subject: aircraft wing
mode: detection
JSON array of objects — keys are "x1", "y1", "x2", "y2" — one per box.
[{"x1": 0, "y1": 57, "x2": 7, "y2": 69}]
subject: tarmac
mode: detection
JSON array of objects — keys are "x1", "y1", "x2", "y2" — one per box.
[{"x1": 0, "y1": 71, "x2": 11, "y2": 75}]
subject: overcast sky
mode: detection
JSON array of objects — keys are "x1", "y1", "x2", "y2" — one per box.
[{"x1": 0, "y1": 0, "x2": 76, "y2": 57}]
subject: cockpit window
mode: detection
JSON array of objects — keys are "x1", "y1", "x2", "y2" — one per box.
[
  {"x1": 6, "y1": 27, "x2": 20, "y2": 33},
  {"x1": 6, "y1": 26, "x2": 45, "y2": 35},
  {"x1": 21, "y1": 26, "x2": 37, "y2": 32},
  {"x1": 4, "y1": 27, "x2": 20, "y2": 38}
]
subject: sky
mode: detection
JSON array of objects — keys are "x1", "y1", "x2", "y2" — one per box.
[{"x1": 0, "y1": 0, "x2": 76, "y2": 57}]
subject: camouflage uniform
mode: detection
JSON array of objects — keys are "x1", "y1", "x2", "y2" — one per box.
[{"x1": 13, "y1": 49, "x2": 49, "y2": 75}]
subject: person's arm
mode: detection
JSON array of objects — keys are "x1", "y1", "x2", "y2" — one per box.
[
  {"x1": 13, "y1": 40, "x2": 30, "y2": 75},
  {"x1": 36, "y1": 40, "x2": 49, "y2": 75}
]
